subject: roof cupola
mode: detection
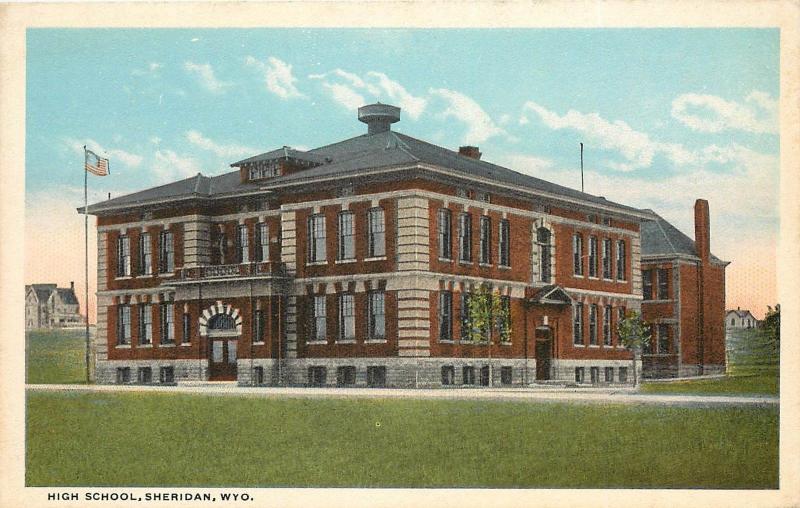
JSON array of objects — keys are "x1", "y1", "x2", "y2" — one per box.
[{"x1": 358, "y1": 103, "x2": 401, "y2": 134}]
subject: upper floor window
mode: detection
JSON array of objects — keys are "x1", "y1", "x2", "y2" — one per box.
[
  {"x1": 368, "y1": 291, "x2": 386, "y2": 340},
  {"x1": 642, "y1": 269, "x2": 653, "y2": 300},
  {"x1": 603, "y1": 306, "x2": 612, "y2": 346},
  {"x1": 117, "y1": 235, "x2": 131, "y2": 277},
  {"x1": 248, "y1": 162, "x2": 279, "y2": 180},
  {"x1": 253, "y1": 309, "x2": 264, "y2": 343},
  {"x1": 255, "y1": 222, "x2": 269, "y2": 262},
  {"x1": 602, "y1": 238, "x2": 612, "y2": 279},
  {"x1": 367, "y1": 208, "x2": 386, "y2": 258},
  {"x1": 479, "y1": 216, "x2": 492, "y2": 264},
  {"x1": 158, "y1": 230, "x2": 174, "y2": 273},
  {"x1": 573, "y1": 302, "x2": 584, "y2": 345},
  {"x1": 160, "y1": 303, "x2": 174, "y2": 344},
  {"x1": 588, "y1": 236, "x2": 598, "y2": 277},
  {"x1": 312, "y1": 295, "x2": 326, "y2": 342},
  {"x1": 139, "y1": 232, "x2": 152, "y2": 276},
  {"x1": 438, "y1": 209, "x2": 452, "y2": 260},
  {"x1": 237, "y1": 225, "x2": 250, "y2": 264},
  {"x1": 537, "y1": 227, "x2": 552, "y2": 283},
  {"x1": 616, "y1": 239, "x2": 626, "y2": 281},
  {"x1": 657, "y1": 268, "x2": 669, "y2": 299},
  {"x1": 458, "y1": 213, "x2": 472, "y2": 263},
  {"x1": 438, "y1": 291, "x2": 453, "y2": 341},
  {"x1": 337, "y1": 212, "x2": 355, "y2": 261},
  {"x1": 338, "y1": 293, "x2": 355, "y2": 341},
  {"x1": 139, "y1": 304, "x2": 152, "y2": 345},
  {"x1": 308, "y1": 214, "x2": 326, "y2": 263},
  {"x1": 117, "y1": 304, "x2": 131, "y2": 345},
  {"x1": 573, "y1": 234, "x2": 584, "y2": 276},
  {"x1": 499, "y1": 219, "x2": 510, "y2": 267},
  {"x1": 589, "y1": 304, "x2": 598, "y2": 345}
]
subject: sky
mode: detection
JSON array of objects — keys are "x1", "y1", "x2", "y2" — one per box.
[{"x1": 25, "y1": 28, "x2": 779, "y2": 321}]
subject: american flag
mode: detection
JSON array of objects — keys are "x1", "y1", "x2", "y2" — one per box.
[{"x1": 85, "y1": 148, "x2": 109, "y2": 176}]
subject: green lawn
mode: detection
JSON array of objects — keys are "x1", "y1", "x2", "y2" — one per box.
[
  {"x1": 640, "y1": 371, "x2": 779, "y2": 396},
  {"x1": 26, "y1": 329, "x2": 89, "y2": 384},
  {"x1": 26, "y1": 391, "x2": 778, "y2": 489}
]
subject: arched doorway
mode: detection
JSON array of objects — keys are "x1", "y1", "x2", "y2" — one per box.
[{"x1": 199, "y1": 301, "x2": 242, "y2": 381}]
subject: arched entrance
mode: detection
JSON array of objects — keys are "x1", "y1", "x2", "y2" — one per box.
[{"x1": 200, "y1": 301, "x2": 242, "y2": 381}]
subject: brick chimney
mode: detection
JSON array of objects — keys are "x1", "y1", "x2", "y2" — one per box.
[
  {"x1": 459, "y1": 146, "x2": 482, "y2": 160},
  {"x1": 694, "y1": 199, "x2": 710, "y2": 264}
]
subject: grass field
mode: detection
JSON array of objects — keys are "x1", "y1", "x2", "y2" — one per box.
[
  {"x1": 640, "y1": 370, "x2": 779, "y2": 396},
  {"x1": 26, "y1": 391, "x2": 778, "y2": 489},
  {"x1": 25, "y1": 329, "x2": 89, "y2": 384}
]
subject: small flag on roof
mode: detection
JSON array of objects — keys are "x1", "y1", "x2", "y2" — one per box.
[{"x1": 84, "y1": 147, "x2": 109, "y2": 176}]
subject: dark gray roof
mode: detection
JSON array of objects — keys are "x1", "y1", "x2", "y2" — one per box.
[
  {"x1": 56, "y1": 288, "x2": 79, "y2": 305},
  {"x1": 27, "y1": 284, "x2": 56, "y2": 303},
  {"x1": 231, "y1": 146, "x2": 328, "y2": 166},
  {"x1": 640, "y1": 211, "x2": 724, "y2": 263}
]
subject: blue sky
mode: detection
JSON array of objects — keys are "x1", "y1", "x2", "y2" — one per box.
[{"x1": 25, "y1": 28, "x2": 779, "y2": 316}]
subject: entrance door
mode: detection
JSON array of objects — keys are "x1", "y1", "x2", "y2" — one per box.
[
  {"x1": 209, "y1": 338, "x2": 238, "y2": 381},
  {"x1": 535, "y1": 332, "x2": 552, "y2": 381}
]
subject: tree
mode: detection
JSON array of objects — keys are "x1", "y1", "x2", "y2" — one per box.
[
  {"x1": 763, "y1": 304, "x2": 780, "y2": 351},
  {"x1": 464, "y1": 284, "x2": 511, "y2": 387},
  {"x1": 616, "y1": 310, "x2": 651, "y2": 386}
]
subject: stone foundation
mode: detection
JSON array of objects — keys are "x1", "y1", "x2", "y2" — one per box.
[
  {"x1": 95, "y1": 359, "x2": 208, "y2": 384},
  {"x1": 550, "y1": 359, "x2": 642, "y2": 385}
]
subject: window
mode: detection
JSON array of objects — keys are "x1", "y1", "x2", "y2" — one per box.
[
  {"x1": 337, "y1": 212, "x2": 355, "y2": 261},
  {"x1": 601, "y1": 306, "x2": 612, "y2": 346},
  {"x1": 367, "y1": 366, "x2": 386, "y2": 387},
  {"x1": 602, "y1": 238, "x2": 612, "y2": 279},
  {"x1": 642, "y1": 269, "x2": 653, "y2": 300},
  {"x1": 438, "y1": 209, "x2": 452, "y2": 259},
  {"x1": 458, "y1": 213, "x2": 472, "y2": 262},
  {"x1": 137, "y1": 367, "x2": 152, "y2": 384},
  {"x1": 336, "y1": 366, "x2": 356, "y2": 386},
  {"x1": 589, "y1": 304, "x2": 598, "y2": 345},
  {"x1": 312, "y1": 295, "x2": 327, "y2": 342},
  {"x1": 116, "y1": 367, "x2": 131, "y2": 384},
  {"x1": 616, "y1": 239, "x2": 626, "y2": 281},
  {"x1": 139, "y1": 232, "x2": 152, "y2": 276},
  {"x1": 338, "y1": 293, "x2": 355, "y2": 341},
  {"x1": 618, "y1": 367, "x2": 628, "y2": 383},
  {"x1": 182, "y1": 313, "x2": 191, "y2": 344},
  {"x1": 460, "y1": 293, "x2": 472, "y2": 341},
  {"x1": 730, "y1": 318, "x2": 735, "y2": 326},
  {"x1": 657, "y1": 268, "x2": 669, "y2": 299},
  {"x1": 590, "y1": 366, "x2": 600, "y2": 384},
  {"x1": 573, "y1": 234, "x2": 584, "y2": 276},
  {"x1": 253, "y1": 309, "x2": 264, "y2": 343},
  {"x1": 588, "y1": 236, "x2": 598, "y2": 277},
  {"x1": 160, "y1": 303, "x2": 174, "y2": 344},
  {"x1": 643, "y1": 325, "x2": 654, "y2": 354},
  {"x1": 658, "y1": 324, "x2": 670, "y2": 353},
  {"x1": 159, "y1": 366, "x2": 174, "y2": 384},
  {"x1": 308, "y1": 366, "x2": 327, "y2": 387},
  {"x1": 117, "y1": 235, "x2": 131, "y2": 277},
  {"x1": 308, "y1": 215, "x2": 326, "y2": 263},
  {"x1": 604, "y1": 367, "x2": 614, "y2": 383},
  {"x1": 462, "y1": 366, "x2": 475, "y2": 385},
  {"x1": 441, "y1": 366, "x2": 455, "y2": 386},
  {"x1": 138, "y1": 305, "x2": 152, "y2": 345},
  {"x1": 537, "y1": 227, "x2": 552, "y2": 283},
  {"x1": 438, "y1": 291, "x2": 453, "y2": 341},
  {"x1": 480, "y1": 366, "x2": 490, "y2": 386},
  {"x1": 253, "y1": 366, "x2": 264, "y2": 385},
  {"x1": 254, "y1": 223, "x2": 269, "y2": 262},
  {"x1": 368, "y1": 291, "x2": 386, "y2": 341},
  {"x1": 248, "y1": 161, "x2": 279, "y2": 180},
  {"x1": 117, "y1": 305, "x2": 131, "y2": 345},
  {"x1": 573, "y1": 303, "x2": 584, "y2": 345},
  {"x1": 479, "y1": 216, "x2": 492, "y2": 264},
  {"x1": 499, "y1": 295, "x2": 511, "y2": 342},
  {"x1": 237, "y1": 224, "x2": 250, "y2": 263},
  {"x1": 367, "y1": 208, "x2": 385, "y2": 257},
  {"x1": 499, "y1": 219, "x2": 511, "y2": 267},
  {"x1": 158, "y1": 230, "x2": 174, "y2": 273},
  {"x1": 500, "y1": 366, "x2": 513, "y2": 385},
  {"x1": 575, "y1": 367, "x2": 585, "y2": 383},
  {"x1": 617, "y1": 307, "x2": 626, "y2": 346}
]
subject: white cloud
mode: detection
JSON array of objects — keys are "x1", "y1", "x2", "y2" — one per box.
[
  {"x1": 366, "y1": 71, "x2": 427, "y2": 120},
  {"x1": 65, "y1": 137, "x2": 143, "y2": 168},
  {"x1": 183, "y1": 62, "x2": 231, "y2": 93},
  {"x1": 429, "y1": 88, "x2": 506, "y2": 144},
  {"x1": 671, "y1": 90, "x2": 778, "y2": 134},
  {"x1": 149, "y1": 136, "x2": 162, "y2": 146},
  {"x1": 152, "y1": 149, "x2": 202, "y2": 183},
  {"x1": 185, "y1": 130, "x2": 258, "y2": 159},
  {"x1": 310, "y1": 69, "x2": 426, "y2": 119},
  {"x1": 321, "y1": 82, "x2": 365, "y2": 112},
  {"x1": 245, "y1": 56, "x2": 304, "y2": 99}
]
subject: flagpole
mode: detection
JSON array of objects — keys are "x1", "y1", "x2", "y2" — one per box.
[{"x1": 84, "y1": 146, "x2": 90, "y2": 384}]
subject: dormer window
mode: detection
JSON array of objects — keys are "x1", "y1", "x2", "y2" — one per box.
[{"x1": 248, "y1": 161, "x2": 280, "y2": 181}]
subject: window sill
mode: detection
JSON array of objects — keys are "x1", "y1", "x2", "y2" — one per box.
[
  {"x1": 306, "y1": 340, "x2": 328, "y2": 345},
  {"x1": 116, "y1": 344, "x2": 131, "y2": 349},
  {"x1": 138, "y1": 274, "x2": 154, "y2": 279},
  {"x1": 588, "y1": 276, "x2": 600, "y2": 280},
  {"x1": 438, "y1": 257, "x2": 453, "y2": 263},
  {"x1": 458, "y1": 260, "x2": 473, "y2": 266},
  {"x1": 180, "y1": 343, "x2": 191, "y2": 347},
  {"x1": 478, "y1": 262, "x2": 492, "y2": 268},
  {"x1": 335, "y1": 259, "x2": 357, "y2": 265},
  {"x1": 115, "y1": 276, "x2": 133, "y2": 281},
  {"x1": 616, "y1": 279, "x2": 627, "y2": 283},
  {"x1": 573, "y1": 344, "x2": 585, "y2": 348},
  {"x1": 335, "y1": 340, "x2": 357, "y2": 344},
  {"x1": 500, "y1": 341, "x2": 512, "y2": 346},
  {"x1": 573, "y1": 274, "x2": 584, "y2": 279},
  {"x1": 438, "y1": 339, "x2": 456, "y2": 344},
  {"x1": 306, "y1": 261, "x2": 328, "y2": 267},
  {"x1": 252, "y1": 341, "x2": 265, "y2": 346},
  {"x1": 588, "y1": 344, "x2": 600, "y2": 348},
  {"x1": 160, "y1": 343, "x2": 175, "y2": 348},
  {"x1": 138, "y1": 344, "x2": 153, "y2": 348},
  {"x1": 159, "y1": 273, "x2": 175, "y2": 278},
  {"x1": 364, "y1": 256, "x2": 387, "y2": 262},
  {"x1": 602, "y1": 277, "x2": 613, "y2": 282},
  {"x1": 498, "y1": 265, "x2": 511, "y2": 270},
  {"x1": 365, "y1": 339, "x2": 387, "y2": 344}
]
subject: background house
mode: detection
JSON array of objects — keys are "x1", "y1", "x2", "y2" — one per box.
[
  {"x1": 25, "y1": 282, "x2": 82, "y2": 329},
  {"x1": 726, "y1": 308, "x2": 759, "y2": 331}
]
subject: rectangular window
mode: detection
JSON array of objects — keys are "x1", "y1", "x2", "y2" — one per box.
[
  {"x1": 603, "y1": 306, "x2": 612, "y2": 346},
  {"x1": 336, "y1": 366, "x2": 356, "y2": 386},
  {"x1": 253, "y1": 366, "x2": 264, "y2": 385},
  {"x1": 462, "y1": 366, "x2": 475, "y2": 385},
  {"x1": 337, "y1": 212, "x2": 355, "y2": 261},
  {"x1": 617, "y1": 307, "x2": 626, "y2": 346},
  {"x1": 237, "y1": 224, "x2": 250, "y2": 263},
  {"x1": 441, "y1": 366, "x2": 455, "y2": 386},
  {"x1": 138, "y1": 305, "x2": 152, "y2": 345},
  {"x1": 137, "y1": 367, "x2": 152, "y2": 384},
  {"x1": 479, "y1": 216, "x2": 492, "y2": 264},
  {"x1": 618, "y1": 367, "x2": 628, "y2": 383},
  {"x1": 642, "y1": 269, "x2": 653, "y2": 300},
  {"x1": 254, "y1": 222, "x2": 269, "y2": 262},
  {"x1": 438, "y1": 209, "x2": 452, "y2": 259},
  {"x1": 589, "y1": 304, "x2": 598, "y2": 345},
  {"x1": 573, "y1": 234, "x2": 583, "y2": 276},
  {"x1": 159, "y1": 366, "x2": 174, "y2": 384},
  {"x1": 367, "y1": 366, "x2": 386, "y2": 387},
  {"x1": 658, "y1": 324, "x2": 670, "y2": 353},
  {"x1": 313, "y1": 295, "x2": 327, "y2": 342},
  {"x1": 588, "y1": 236, "x2": 598, "y2": 277},
  {"x1": 575, "y1": 367, "x2": 585, "y2": 383},
  {"x1": 438, "y1": 291, "x2": 453, "y2": 341},
  {"x1": 338, "y1": 293, "x2": 355, "y2": 341},
  {"x1": 602, "y1": 238, "x2": 612, "y2": 279},
  {"x1": 116, "y1": 367, "x2": 131, "y2": 384},
  {"x1": 499, "y1": 295, "x2": 511, "y2": 342},
  {"x1": 573, "y1": 303, "x2": 584, "y2": 345},
  {"x1": 657, "y1": 268, "x2": 669, "y2": 299},
  {"x1": 182, "y1": 313, "x2": 191, "y2": 344},
  {"x1": 604, "y1": 367, "x2": 614, "y2": 383},
  {"x1": 368, "y1": 291, "x2": 386, "y2": 341},
  {"x1": 458, "y1": 213, "x2": 472, "y2": 262},
  {"x1": 158, "y1": 230, "x2": 174, "y2": 273},
  {"x1": 500, "y1": 366, "x2": 513, "y2": 385},
  {"x1": 616, "y1": 239, "x2": 626, "y2": 281},
  {"x1": 499, "y1": 219, "x2": 511, "y2": 267},
  {"x1": 117, "y1": 305, "x2": 131, "y2": 345},
  {"x1": 537, "y1": 228, "x2": 551, "y2": 283},
  {"x1": 160, "y1": 303, "x2": 174, "y2": 344},
  {"x1": 139, "y1": 232, "x2": 152, "y2": 276},
  {"x1": 308, "y1": 366, "x2": 327, "y2": 386},
  {"x1": 308, "y1": 215, "x2": 326, "y2": 263},
  {"x1": 253, "y1": 309, "x2": 264, "y2": 343},
  {"x1": 117, "y1": 236, "x2": 131, "y2": 277},
  {"x1": 367, "y1": 208, "x2": 386, "y2": 257},
  {"x1": 643, "y1": 325, "x2": 654, "y2": 354},
  {"x1": 590, "y1": 366, "x2": 600, "y2": 384}
]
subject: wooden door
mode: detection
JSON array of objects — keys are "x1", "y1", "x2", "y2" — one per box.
[
  {"x1": 535, "y1": 339, "x2": 552, "y2": 380},
  {"x1": 209, "y1": 339, "x2": 238, "y2": 381}
]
